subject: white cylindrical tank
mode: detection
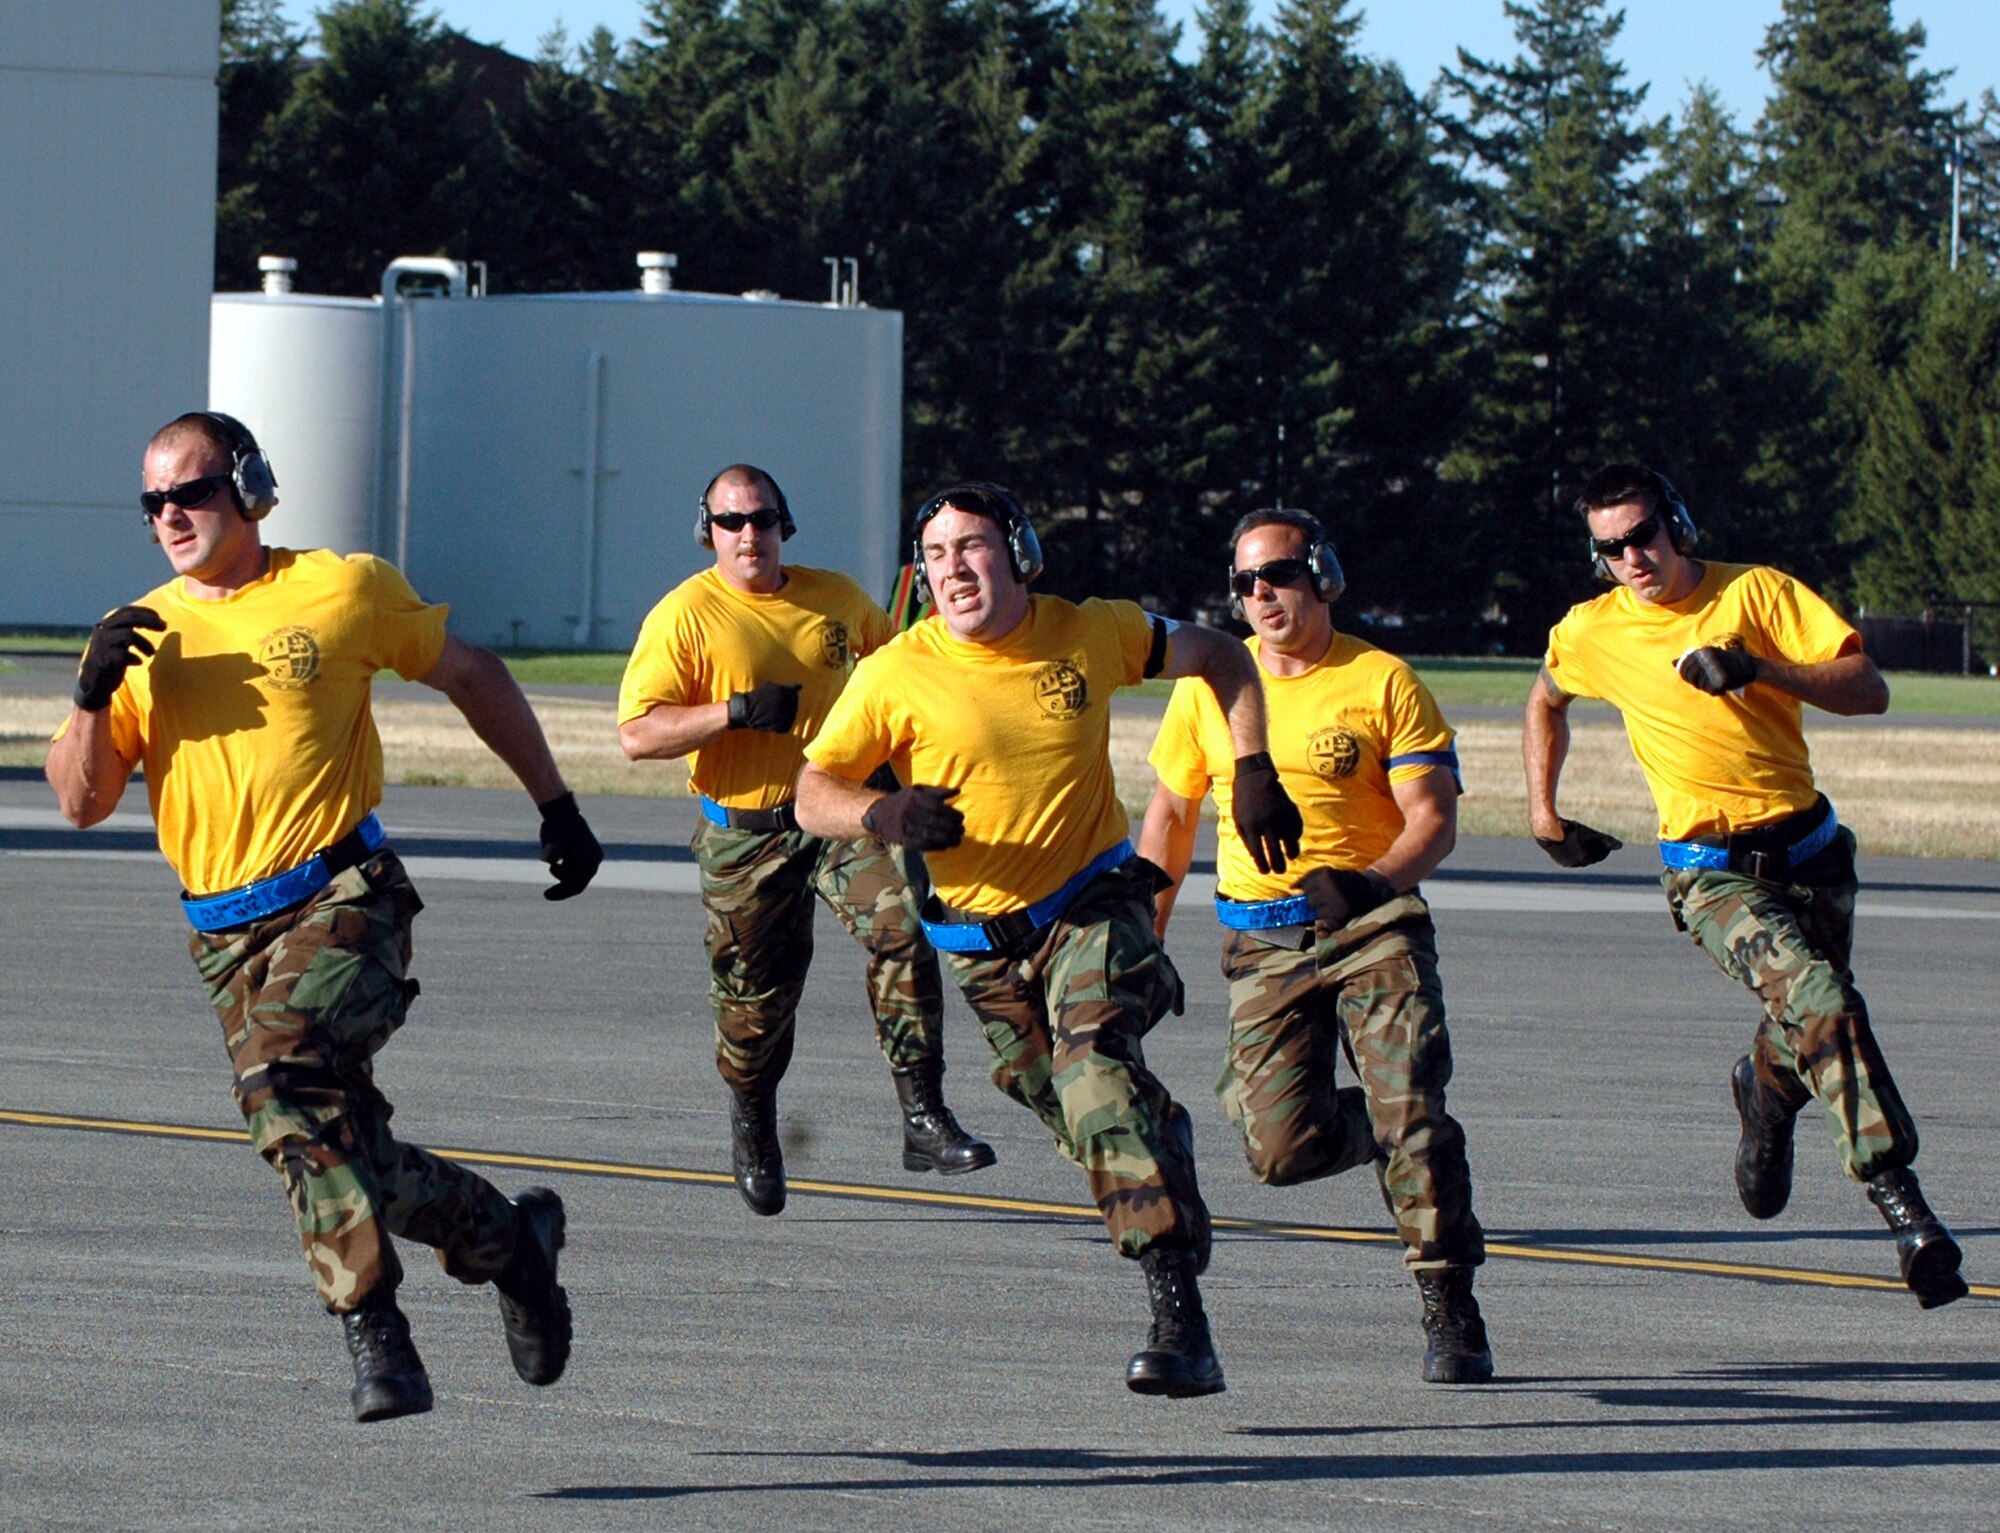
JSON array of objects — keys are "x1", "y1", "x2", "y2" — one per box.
[{"x1": 209, "y1": 292, "x2": 382, "y2": 554}]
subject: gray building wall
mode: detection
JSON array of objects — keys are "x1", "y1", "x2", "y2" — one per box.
[{"x1": 0, "y1": 2, "x2": 218, "y2": 624}]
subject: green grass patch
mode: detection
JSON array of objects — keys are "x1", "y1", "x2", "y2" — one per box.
[
  {"x1": 0, "y1": 630, "x2": 89, "y2": 654},
  {"x1": 499, "y1": 649, "x2": 631, "y2": 686},
  {"x1": 1878, "y1": 671, "x2": 2000, "y2": 715},
  {"x1": 496, "y1": 645, "x2": 2000, "y2": 715}
]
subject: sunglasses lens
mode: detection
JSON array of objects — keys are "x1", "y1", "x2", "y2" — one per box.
[
  {"x1": 715, "y1": 508, "x2": 780, "y2": 532},
  {"x1": 1594, "y1": 515, "x2": 1659, "y2": 559},
  {"x1": 140, "y1": 476, "x2": 225, "y2": 518},
  {"x1": 1231, "y1": 559, "x2": 1310, "y2": 596}
]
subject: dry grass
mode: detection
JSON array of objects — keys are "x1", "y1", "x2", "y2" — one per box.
[
  {"x1": 1105, "y1": 712, "x2": 2000, "y2": 863},
  {"x1": 8, "y1": 690, "x2": 1995, "y2": 860},
  {"x1": 0, "y1": 691, "x2": 688, "y2": 799}
]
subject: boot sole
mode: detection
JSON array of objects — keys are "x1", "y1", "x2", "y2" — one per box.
[
  {"x1": 352, "y1": 1376, "x2": 434, "y2": 1422},
  {"x1": 502, "y1": 1189, "x2": 572, "y2": 1387},
  {"x1": 1730, "y1": 1060, "x2": 1793, "y2": 1221},
  {"x1": 1423, "y1": 1353, "x2": 1496, "y2": 1385},
  {"x1": 902, "y1": 1145, "x2": 999, "y2": 1176},
  {"x1": 1125, "y1": 1364, "x2": 1227, "y2": 1399},
  {"x1": 1908, "y1": 1236, "x2": 1968, "y2": 1309}
]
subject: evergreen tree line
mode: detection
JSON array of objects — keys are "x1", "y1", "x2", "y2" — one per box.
[{"x1": 219, "y1": 0, "x2": 2000, "y2": 656}]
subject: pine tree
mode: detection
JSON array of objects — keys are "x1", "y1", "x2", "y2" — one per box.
[
  {"x1": 1631, "y1": 87, "x2": 1790, "y2": 559},
  {"x1": 1440, "y1": 0, "x2": 1655, "y2": 643},
  {"x1": 250, "y1": 0, "x2": 486, "y2": 294},
  {"x1": 216, "y1": 0, "x2": 304, "y2": 288},
  {"x1": 489, "y1": 27, "x2": 631, "y2": 292},
  {"x1": 1750, "y1": 0, "x2": 1957, "y2": 593},
  {"x1": 1257, "y1": 0, "x2": 1471, "y2": 631},
  {"x1": 1021, "y1": 0, "x2": 1198, "y2": 599}
]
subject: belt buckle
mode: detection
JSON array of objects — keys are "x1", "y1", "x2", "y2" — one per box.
[
  {"x1": 1742, "y1": 847, "x2": 1772, "y2": 881},
  {"x1": 982, "y1": 911, "x2": 1040, "y2": 952}
]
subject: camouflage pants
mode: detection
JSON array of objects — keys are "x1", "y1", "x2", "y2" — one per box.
[
  {"x1": 1663, "y1": 826, "x2": 1918, "y2": 1181},
  {"x1": 694, "y1": 820, "x2": 945, "y2": 1095},
  {"x1": 1218, "y1": 893, "x2": 1484, "y2": 1271},
  {"x1": 945, "y1": 858, "x2": 1209, "y2": 1261},
  {"x1": 190, "y1": 849, "x2": 518, "y2": 1313}
]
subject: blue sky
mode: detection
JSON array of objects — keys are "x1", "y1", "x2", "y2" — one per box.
[{"x1": 324, "y1": 1, "x2": 1997, "y2": 128}]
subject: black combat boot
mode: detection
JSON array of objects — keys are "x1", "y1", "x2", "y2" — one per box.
[
  {"x1": 494, "y1": 1186, "x2": 572, "y2": 1386},
  {"x1": 341, "y1": 1295, "x2": 433, "y2": 1422},
  {"x1": 1125, "y1": 1248, "x2": 1226, "y2": 1398},
  {"x1": 892, "y1": 1061, "x2": 997, "y2": 1176},
  {"x1": 1730, "y1": 1055, "x2": 1800, "y2": 1220},
  {"x1": 1415, "y1": 1267, "x2": 1495, "y2": 1384},
  {"x1": 1866, "y1": 1167, "x2": 1968, "y2": 1309},
  {"x1": 730, "y1": 1089, "x2": 786, "y2": 1216}
]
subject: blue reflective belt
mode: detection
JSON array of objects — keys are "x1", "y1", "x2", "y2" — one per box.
[
  {"x1": 922, "y1": 841, "x2": 1136, "y2": 954},
  {"x1": 1214, "y1": 893, "x2": 1315, "y2": 930},
  {"x1": 1658, "y1": 804, "x2": 1840, "y2": 875},
  {"x1": 698, "y1": 795, "x2": 798, "y2": 832},
  {"x1": 180, "y1": 814, "x2": 386, "y2": 931}
]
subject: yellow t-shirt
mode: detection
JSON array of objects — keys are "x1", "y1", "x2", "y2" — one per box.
[
  {"x1": 1544, "y1": 562, "x2": 1859, "y2": 841},
  {"x1": 617, "y1": 566, "x2": 893, "y2": 810},
  {"x1": 805, "y1": 595, "x2": 1156, "y2": 915},
  {"x1": 1150, "y1": 632, "x2": 1457, "y2": 902},
  {"x1": 93, "y1": 548, "x2": 447, "y2": 896}
]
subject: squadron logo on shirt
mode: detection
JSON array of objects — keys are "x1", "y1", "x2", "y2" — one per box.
[
  {"x1": 817, "y1": 619, "x2": 852, "y2": 669},
  {"x1": 1032, "y1": 658, "x2": 1089, "y2": 720},
  {"x1": 1307, "y1": 725, "x2": 1363, "y2": 779},
  {"x1": 257, "y1": 625, "x2": 322, "y2": 690}
]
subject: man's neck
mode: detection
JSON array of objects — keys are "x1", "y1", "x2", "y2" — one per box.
[{"x1": 182, "y1": 543, "x2": 271, "y2": 601}]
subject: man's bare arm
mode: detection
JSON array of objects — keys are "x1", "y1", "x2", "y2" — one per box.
[
  {"x1": 1522, "y1": 666, "x2": 1574, "y2": 842},
  {"x1": 46, "y1": 709, "x2": 137, "y2": 828},
  {"x1": 1156, "y1": 623, "x2": 1269, "y2": 759},
  {"x1": 1747, "y1": 649, "x2": 1889, "y2": 716},
  {"x1": 619, "y1": 700, "x2": 733, "y2": 761},
  {"x1": 1137, "y1": 780, "x2": 1201, "y2": 939},
  {"x1": 795, "y1": 762, "x2": 881, "y2": 840},
  {"x1": 1374, "y1": 769, "x2": 1458, "y2": 891},
  {"x1": 419, "y1": 635, "x2": 568, "y2": 804}
]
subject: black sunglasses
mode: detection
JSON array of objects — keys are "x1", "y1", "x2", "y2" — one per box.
[
  {"x1": 140, "y1": 475, "x2": 231, "y2": 519},
  {"x1": 710, "y1": 507, "x2": 783, "y2": 533},
  {"x1": 1590, "y1": 513, "x2": 1664, "y2": 561},
  {"x1": 1229, "y1": 558, "x2": 1314, "y2": 597}
]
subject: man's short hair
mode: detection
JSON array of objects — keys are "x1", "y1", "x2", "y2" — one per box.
[
  {"x1": 150, "y1": 412, "x2": 236, "y2": 462},
  {"x1": 1573, "y1": 463, "x2": 1666, "y2": 524},
  {"x1": 1227, "y1": 506, "x2": 1329, "y2": 555}
]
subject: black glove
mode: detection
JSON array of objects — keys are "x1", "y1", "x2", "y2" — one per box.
[
  {"x1": 1675, "y1": 645, "x2": 1757, "y2": 695},
  {"x1": 1535, "y1": 818, "x2": 1623, "y2": 868},
  {"x1": 537, "y1": 791, "x2": 603, "y2": 900},
  {"x1": 863, "y1": 784, "x2": 964, "y2": 851},
  {"x1": 1232, "y1": 753, "x2": 1304, "y2": 876},
  {"x1": 74, "y1": 605, "x2": 165, "y2": 711},
  {"x1": 1298, "y1": 867, "x2": 1395, "y2": 929},
  {"x1": 727, "y1": 681, "x2": 802, "y2": 733}
]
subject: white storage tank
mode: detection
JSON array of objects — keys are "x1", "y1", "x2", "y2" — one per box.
[
  {"x1": 1, "y1": 0, "x2": 218, "y2": 627},
  {"x1": 207, "y1": 266, "x2": 904, "y2": 651},
  {"x1": 209, "y1": 291, "x2": 381, "y2": 555}
]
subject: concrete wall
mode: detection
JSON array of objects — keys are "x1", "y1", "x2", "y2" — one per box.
[{"x1": 0, "y1": 1, "x2": 218, "y2": 624}]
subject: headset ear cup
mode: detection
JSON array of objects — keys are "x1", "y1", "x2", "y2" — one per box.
[{"x1": 1311, "y1": 542, "x2": 1345, "y2": 604}]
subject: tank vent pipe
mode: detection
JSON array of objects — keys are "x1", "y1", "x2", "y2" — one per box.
[
  {"x1": 258, "y1": 256, "x2": 297, "y2": 295},
  {"x1": 638, "y1": 251, "x2": 677, "y2": 294}
]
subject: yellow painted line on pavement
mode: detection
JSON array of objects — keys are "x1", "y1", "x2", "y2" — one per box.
[{"x1": 5, "y1": 1107, "x2": 1992, "y2": 1300}]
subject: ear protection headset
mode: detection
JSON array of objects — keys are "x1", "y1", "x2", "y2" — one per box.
[
  {"x1": 1585, "y1": 468, "x2": 1697, "y2": 581},
  {"x1": 910, "y1": 483, "x2": 1043, "y2": 606},
  {"x1": 1226, "y1": 508, "x2": 1345, "y2": 617},
  {"x1": 697, "y1": 465, "x2": 796, "y2": 548},
  {"x1": 200, "y1": 411, "x2": 280, "y2": 520}
]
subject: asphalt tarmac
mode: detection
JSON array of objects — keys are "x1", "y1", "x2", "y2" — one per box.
[{"x1": 2, "y1": 776, "x2": 1996, "y2": 1532}]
